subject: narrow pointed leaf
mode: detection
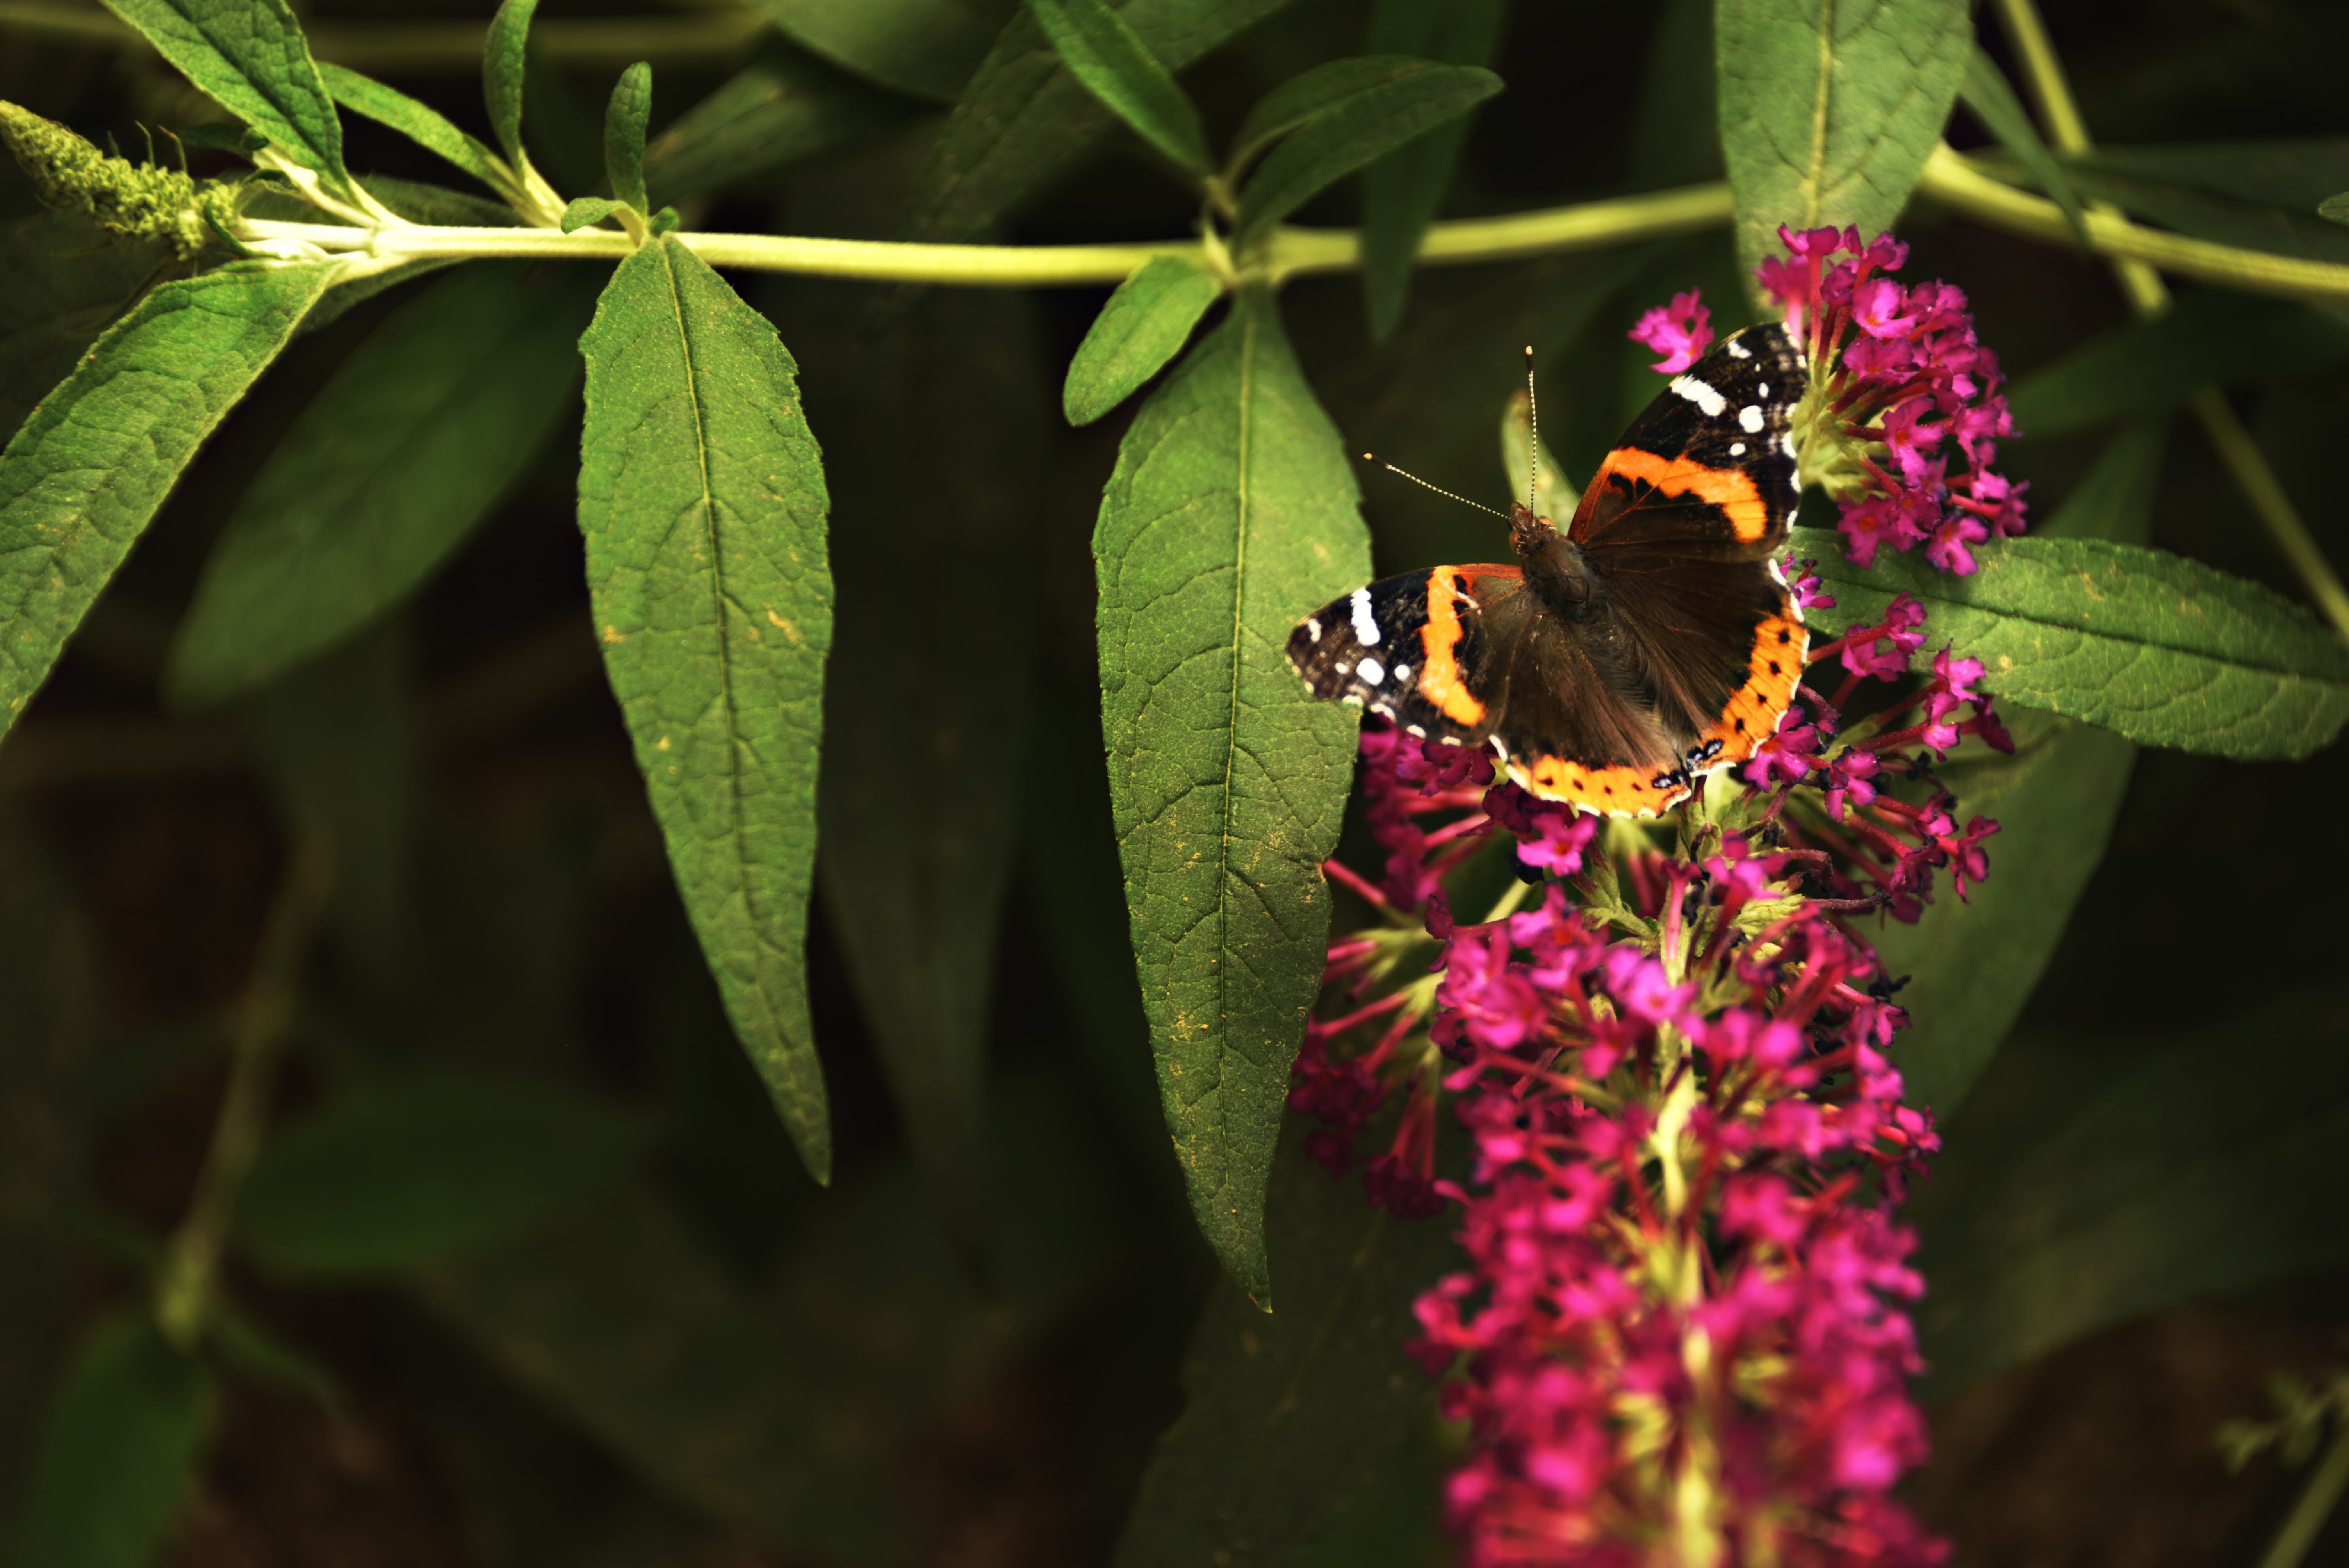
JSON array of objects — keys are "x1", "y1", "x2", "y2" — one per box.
[
  {"x1": 1498, "y1": 386, "x2": 1576, "y2": 522},
  {"x1": 579, "y1": 237, "x2": 836, "y2": 1182},
  {"x1": 11, "y1": 1314, "x2": 214, "y2": 1568},
  {"x1": 2322, "y1": 191, "x2": 2349, "y2": 225},
  {"x1": 2008, "y1": 290, "x2": 2349, "y2": 435},
  {"x1": 485, "y1": 0, "x2": 539, "y2": 168},
  {"x1": 896, "y1": 0, "x2": 1297, "y2": 247},
  {"x1": 168, "y1": 262, "x2": 596, "y2": 705},
  {"x1": 561, "y1": 196, "x2": 624, "y2": 232},
  {"x1": 1064, "y1": 254, "x2": 1222, "y2": 425},
  {"x1": 643, "y1": 48, "x2": 908, "y2": 206},
  {"x1": 1793, "y1": 529, "x2": 2349, "y2": 759},
  {"x1": 1226, "y1": 56, "x2": 1433, "y2": 176},
  {"x1": 0, "y1": 211, "x2": 164, "y2": 449},
  {"x1": 0, "y1": 262, "x2": 330, "y2": 740},
  {"x1": 1094, "y1": 288, "x2": 1370, "y2": 1301},
  {"x1": 1714, "y1": 0, "x2": 1971, "y2": 293},
  {"x1": 1030, "y1": 0, "x2": 1213, "y2": 177},
  {"x1": 604, "y1": 61, "x2": 653, "y2": 214},
  {"x1": 318, "y1": 61, "x2": 513, "y2": 196},
  {"x1": 1115, "y1": 1131, "x2": 1458, "y2": 1568},
  {"x1": 1359, "y1": 0, "x2": 1506, "y2": 338},
  {"x1": 747, "y1": 0, "x2": 998, "y2": 103},
  {"x1": 1233, "y1": 62, "x2": 1501, "y2": 248},
  {"x1": 1958, "y1": 43, "x2": 2087, "y2": 246},
  {"x1": 98, "y1": 0, "x2": 354, "y2": 197},
  {"x1": 2064, "y1": 138, "x2": 2349, "y2": 213}
]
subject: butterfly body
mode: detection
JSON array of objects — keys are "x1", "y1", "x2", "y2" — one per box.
[{"x1": 1287, "y1": 323, "x2": 1812, "y2": 817}]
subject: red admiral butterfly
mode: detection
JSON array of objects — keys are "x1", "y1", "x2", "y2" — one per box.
[{"x1": 1287, "y1": 322, "x2": 1811, "y2": 818}]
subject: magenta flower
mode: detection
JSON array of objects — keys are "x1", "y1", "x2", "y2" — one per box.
[{"x1": 1628, "y1": 288, "x2": 1713, "y2": 373}]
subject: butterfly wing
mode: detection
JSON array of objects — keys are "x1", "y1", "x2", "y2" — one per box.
[{"x1": 1567, "y1": 323, "x2": 1811, "y2": 769}]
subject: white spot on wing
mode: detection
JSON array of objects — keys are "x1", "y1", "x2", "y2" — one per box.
[
  {"x1": 1669, "y1": 375, "x2": 1727, "y2": 417},
  {"x1": 1739, "y1": 404, "x2": 1765, "y2": 433},
  {"x1": 1392, "y1": 663, "x2": 1411, "y2": 683},
  {"x1": 1779, "y1": 430, "x2": 1798, "y2": 458},
  {"x1": 1356, "y1": 656, "x2": 1385, "y2": 686},
  {"x1": 1350, "y1": 588, "x2": 1380, "y2": 646},
  {"x1": 1305, "y1": 617, "x2": 1322, "y2": 640},
  {"x1": 1726, "y1": 338, "x2": 1753, "y2": 359},
  {"x1": 1757, "y1": 382, "x2": 1770, "y2": 397},
  {"x1": 1729, "y1": 442, "x2": 1747, "y2": 456},
  {"x1": 1406, "y1": 724, "x2": 1426, "y2": 738}
]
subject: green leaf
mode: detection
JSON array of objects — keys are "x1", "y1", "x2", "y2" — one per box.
[
  {"x1": 1912, "y1": 991, "x2": 2349, "y2": 1399},
  {"x1": 803, "y1": 286, "x2": 1047, "y2": 1253},
  {"x1": 2050, "y1": 159, "x2": 2349, "y2": 266},
  {"x1": 317, "y1": 61, "x2": 514, "y2": 198},
  {"x1": 1233, "y1": 61, "x2": 1501, "y2": 248},
  {"x1": 361, "y1": 173, "x2": 520, "y2": 228},
  {"x1": 11, "y1": 1314, "x2": 214, "y2": 1568},
  {"x1": 1094, "y1": 288, "x2": 1370, "y2": 1301},
  {"x1": 235, "y1": 1077, "x2": 653, "y2": 1275},
  {"x1": 560, "y1": 195, "x2": 623, "y2": 232},
  {"x1": 747, "y1": 0, "x2": 999, "y2": 103},
  {"x1": 1867, "y1": 424, "x2": 2162, "y2": 1115},
  {"x1": 1498, "y1": 381, "x2": 1576, "y2": 522},
  {"x1": 1064, "y1": 255, "x2": 1223, "y2": 425},
  {"x1": 643, "y1": 47, "x2": 908, "y2": 206},
  {"x1": 1793, "y1": 528, "x2": 2349, "y2": 759},
  {"x1": 1227, "y1": 56, "x2": 1423, "y2": 176},
  {"x1": 896, "y1": 0, "x2": 1297, "y2": 248},
  {"x1": 0, "y1": 211, "x2": 165, "y2": 451},
  {"x1": 604, "y1": 60, "x2": 653, "y2": 215},
  {"x1": 484, "y1": 0, "x2": 538, "y2": 169},
  {"x1": 0, "y1": 262, "x2": 330, "y2": 741},
  {"x1": 2007, "y1": 290, "x2": 2349, "y2": 436},
  {"x1": 1871, "y1": 706, "x2": 2133, "y2": 1116},
  {"x1": 2066, "y1": 137, "x2": 2349, "y2": 214},
  {"x1": 1359, "y1": 0, "x2": 1506, "y2": 339},
  {"x1": 2323, "y1": 191, "x2": 2349, "y2": 226},
  {"x1": 1957, "y1": 43, "x2": 2087, "y2": 247},
  {"x1": 1713, "y1": 0, "x2": 1971, "y2": 294},
  {"x1": 166, "y1": 262, "x2": 596, "y2": 706},
  {"x1": 1030, "y1": 0, "x2": 1213, "y2": 177},
  {"x1": 97, "y1": 0, "x2": 353, "y2": 199},
  {"x1": 577, "y1": 236, "x2": 836, "y2": 1184},
  {"x1": 1114, "y1": 1129, "x2": 1458, "y2": 1568}
]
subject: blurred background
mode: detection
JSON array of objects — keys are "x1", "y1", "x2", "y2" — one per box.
[{"x1": 1, "y1": 0, "x2": 2347, "y2": 1562}]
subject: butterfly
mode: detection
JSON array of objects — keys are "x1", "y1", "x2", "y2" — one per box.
[{"x1": 1287, "y1": 322, "x2": 1812, "y2": 817}]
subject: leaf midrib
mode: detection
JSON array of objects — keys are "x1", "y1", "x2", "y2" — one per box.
[
  {"x1": 1210, "y1": 295, "x2": 1259, "y2": 1190},
  {"x1": 656, "y1": 241, "x2": 765, "y2": 948},
  {"x1": 1800, "y1": 0, "x2": 1835, "y2": 225},
  {"x1": 163, "y1": 0, "x2": 340, "y2": 180}
]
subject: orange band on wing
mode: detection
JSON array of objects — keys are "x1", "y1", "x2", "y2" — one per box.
[
  {"x1": 1416, "y1": 568, "x2": 1487, "y2": 727},
  {"x1": 1696, "y1": 613, "x2": 1809, "y2": 766},
  {"x1": 1595, "y1": 447, "x2": 1771, "y2": 542},
  {"x1": 1511, "y1": 755, "x2": 1691, "y2": 818}
]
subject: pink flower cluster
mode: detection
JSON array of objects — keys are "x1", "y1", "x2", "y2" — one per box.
[
  {"x1": 1292, "y1": 581, "x2": 2034, "y2": 1563},
  {"x1": 1633, "y1": 227, "x2": 2027, "y2": 575}
]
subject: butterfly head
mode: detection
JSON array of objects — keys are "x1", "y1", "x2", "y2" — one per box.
[{"x1": 1508, "y1": 501, "x2": 1559, "y2": 557}]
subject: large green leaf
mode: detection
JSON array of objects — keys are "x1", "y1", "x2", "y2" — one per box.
[
  {"x1": 896, "y1": 0, "x2": 1296, "y2": 246},
  {"x1": 0, "y1": 261, "x2": 331, "y2": 741},
  {"x1": 1032, "y1": 0, "x2": 1214, "y2": 176},
  {"x1": 2009, "y1": 290, "x2": 2349, "y2": 436},
  {"x1": 9, "y1": 1314, "x2": 214, "y2": 1568},
  {"x1": 1114, "y1": 1129, "x2": 1458, "y2": 1568},
  {"x1": 802, "y1": 284, "x2": 1046, "y2": 1250},
  {"x1": 1064, "y1": 254, "x2": 1223, "y2": 426},
  {"x1": 1232, "y1": 61, "x2": 1500, "y2": 248},
  {"x1": 1094, "y1": 287, "x2": 1369, "y2": 1302},
  {"x1": 603, "y1": 62, "x2": 654, "y2": 215},
  {"x1": 98, "y1": 0, "x2": 353, "y2": 199},
  {"x1": 1713, "y1": 0, "x2": 1971, "y2": 292},
  {"x1": 0, "y1": 212, "x2": 164, "y2": 451},
  {"x1": 748, "y1": 0, "x2": 1000, "y2": 102},
  {"x1": 1868, "y1": 422, "x2": 2162, "y2": 1116},
  {"x1": 484, "y1": 0, "x2": 538, "y2": 169},
  {"x1": 168, "y1": 261, "x2": 596, "y2": 705},
  {"x1": 1912, "y1": 992, "x2": 2349, "y2": 1399},
  {"x1": 643, "y1": 48, "x2": 908, "y2": 206},
  {"x1": 235, "y1": 1076, "x2": 655, "y2": 1275},
  {"x1": 577, "y1": 237, "x2": 836, "y2": 1182},
  {"x1": 1793, "y1": 528, "x2": 2349, "y2": 759},
  {"x1": 1358, "y1": 0, "x2": 1506, "y2": 339}
]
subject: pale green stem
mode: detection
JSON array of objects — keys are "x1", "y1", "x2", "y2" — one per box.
[
  {"x1": 1978, "y1": 0, "x2": 2349, "y2": 641},
  {"x1": 153, "y1": 838, "x2": 323, "y2": 1349},
  {"x1": 0, "y1": 0, "x2": 765, "y2": 68},
  {"x1": 2257, "y1": 1420, "x2": 2349, "y2": 1568}
]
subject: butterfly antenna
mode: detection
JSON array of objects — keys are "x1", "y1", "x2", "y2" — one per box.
[
  {"x1": 1361, "y1": 453, "x2": 1508, "y2": 519},
  {"x1": 1523, "y1": 345, "x2": 1539, "y2": 515}
]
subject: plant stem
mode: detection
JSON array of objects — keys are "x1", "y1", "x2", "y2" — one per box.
[
  {"x1": 1978, "y1": 0, "x2": 2349, "y2": 641},
  {"x1": 153, "y1": 836, "x2": 324, "y2": 1349},
  {"x1": 0, "y1": 0, "x2": 766, "y2": 68},
  {"x1": 2257, "y1": 1420, "x2": 2349, "y2": 1568}
]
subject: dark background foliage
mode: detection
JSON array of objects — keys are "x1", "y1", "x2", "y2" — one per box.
[{"x1": 0, "y1": 0, "x2": 2346, "y2": 1563}]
